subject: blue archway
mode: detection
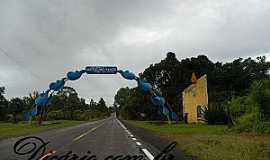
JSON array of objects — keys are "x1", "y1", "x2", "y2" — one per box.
[{"x1": 24, "y1": 66, "x2": 179, "y2": 122}]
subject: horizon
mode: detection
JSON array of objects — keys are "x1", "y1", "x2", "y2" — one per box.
[{"x1": 1, "y1": 0, "x2": 270, "y2": 105}]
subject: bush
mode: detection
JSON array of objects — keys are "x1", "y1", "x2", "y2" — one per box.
[
  {"x1": 226, "y1": 96, "x2": 248, "y2": 125},
  {"x1": 226, "y1": 80, "x2": 270, "y2": 133},
  {"x1": 226, "y1": 96, "x2": 266, "y2": 133},
  {"x1": 249, "y1": 80, "x2": 270, "y2": 120},
  {"x1": 205, "y1": 103, "x2": 229, "y2": 124},
  {"x1": 73, "y1": 111, "x2": 103, "y2": 121},
  {"x1": 233, "y1": 112, "x2": 266, "y2": 133},
  {"x1": 47, "y1": 110, "x2": 109, "y2": 121},
  {"x1": 264, "y1": 122, "x2": 270, "y2": 133},
  {"x1": 47, "y1": 110, "x2": 65, "y2": 120}
]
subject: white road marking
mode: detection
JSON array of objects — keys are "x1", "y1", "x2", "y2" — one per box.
[
  {"x1": 141, "y1": 148, "x2": 155, "y2": 160},
  {"x1": 116, "y1": 118, "x2": 155, "y2": 160},
  {"x1": 116, "y1": 119, "x2": 128, "y2": 130},
  {"x1": 73, "y1": 122, "x2": 105, "y2": 141},
  {"x1": 136, "y1": 142, "x2": 142, "y2": 146},
  {"x1": 73, "y1": 133, "x2": 87, "y2": 141}
]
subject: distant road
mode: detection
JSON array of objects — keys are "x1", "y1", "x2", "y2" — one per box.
[{"x1": 0, "y1": 114, "x2": 187, "y2": 160}]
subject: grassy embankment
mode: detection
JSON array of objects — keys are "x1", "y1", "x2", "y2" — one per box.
[
  {"x1": 0, "y1": 120, "x2": 85, "y2": 140},
  {"x1": 127, "y1": 121, "x2": 270, "y2": 160}
]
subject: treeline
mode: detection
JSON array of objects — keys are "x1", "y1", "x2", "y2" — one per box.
[
  {"x1": 115, "y1": 52, "x2": 270, "y2": 130},
  {"x1": 0, "y1": 86, "x2": 110, "y2": 123}
]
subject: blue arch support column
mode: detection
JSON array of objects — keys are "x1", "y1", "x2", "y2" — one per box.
[{"x1": 24, "y1": 66, "x2": 179, "y2": 124}]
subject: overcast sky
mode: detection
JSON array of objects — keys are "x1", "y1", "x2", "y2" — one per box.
[{"x1": 0, "y1": 0, "x2": 270, "y2": 105}]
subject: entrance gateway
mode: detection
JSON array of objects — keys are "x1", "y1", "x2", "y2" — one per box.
[{"x1": 24, "y1": 66, "x2": 179, "y2": 122}]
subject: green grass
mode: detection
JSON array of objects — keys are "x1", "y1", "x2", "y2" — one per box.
[
  {"x1": 0, "y1": 120, "x2": 85, "y2": 140},
  {"x1": 127, "y1": 121, "x2": 270, "y2": 160},
  {"x1": 127, "y1": 121, "x2": 226, "y2": 135}
]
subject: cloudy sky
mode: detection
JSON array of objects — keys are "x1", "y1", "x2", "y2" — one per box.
[{"x1": 0, "y1": 0, "x2": 270, "y2": 105}]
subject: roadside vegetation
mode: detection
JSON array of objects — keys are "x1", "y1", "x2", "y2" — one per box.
[
  {"x1": 127, "y1": 121, "x2": 270, "y2": 160},
  {"x1": 0, "y1": 85, "x2": 111, "y2": 140},
  {"x1": 0, "y1": 120, "x2": 85, "y2": 140},
  {"x1": 0, "y1": 86, "x2": 110, "y2": 124},
  {"x1": 115, "y1": 53, "x2": 270, "y2": 160},
  {"x1": 115, "y1": 53, "x2": 270, "y2": 132}
]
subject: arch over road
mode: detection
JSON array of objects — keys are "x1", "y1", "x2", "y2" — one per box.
[{"x1": 24, "y1": 66, "x2": 179, "y2": 122}]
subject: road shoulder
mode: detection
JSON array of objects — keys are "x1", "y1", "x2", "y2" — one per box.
[{"x1": 122, "y1": 120, "x2": 196, "y2": 160}]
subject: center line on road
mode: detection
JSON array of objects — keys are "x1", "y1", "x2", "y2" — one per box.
[{"x1": 73, "y1": 122, "x2": 106, "y2": 142}]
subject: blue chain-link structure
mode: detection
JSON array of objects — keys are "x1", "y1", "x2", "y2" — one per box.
[{"x1": 24, "y1": 66, "x2": 179, "y2": 122}]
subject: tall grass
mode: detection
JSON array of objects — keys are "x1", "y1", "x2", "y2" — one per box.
[{"x1": 127, "y1": 121, "x2": 270, "y2": 160}]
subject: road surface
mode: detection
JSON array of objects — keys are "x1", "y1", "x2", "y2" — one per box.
[{"x1": 0, "y1": 114, "x2": 187, "y2": 160}]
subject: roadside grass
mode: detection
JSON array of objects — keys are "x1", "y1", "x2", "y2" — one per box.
[
  {"x1": 127, "y1": 120, "x2": 270, "y2": 160},
  {"x1": 0, "y1": 120, "x2": 85, "y2": 140}
]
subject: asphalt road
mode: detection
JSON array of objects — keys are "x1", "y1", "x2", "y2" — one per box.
[{"x1": 0, "y1": 115, "x2": 188, "y2": 160}]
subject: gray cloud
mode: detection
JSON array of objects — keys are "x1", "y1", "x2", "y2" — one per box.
[{"x1": 0, "y1": 0, "x2": 270, "y2": 104}]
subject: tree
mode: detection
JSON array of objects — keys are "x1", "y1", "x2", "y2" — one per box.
[
  {"x1": 97, "y1": 98, "x2": 108, "y2": 113},
  {"x1": 89, "y1": 98, "x2": 97, "y2": 110},
  {"x1": 66, "y1": 92, "x2": 81, "y2": 119},
  {"x1": 0, "y1": 87, "x2": 6, "y2": 101},
  {"x1": 116, "y1": 53, "x2": 270, "y2": 122},
  {"x1": 0, "y1": 87, "x2": 8, "y2": 120},
  {"x1": 23, "y1": 91, "x2": 39, "y2": 111},
  {"x1": 115, "y1": 87, "x2": 160, "y2": 120},
  {"x1": 142, "y1": 53, "x2": 270, "y2": 117},
  {"x1": 142, "y1": 52, "x2": 182, "y2": 112},
  {"x1": 8, "y1": 98, "x2": 24, "y2": 123},
  {"x1": 52, "y1": 86, "x2": 80, "y2": 119},
  {"x1": 114, "y1": 87, "x2": 131, "y2": 108},
  {"x1": 248, "y1": 80, "x2": 270, "y2": 120},
  {"x1": 59, "y1": 87, "x2": 81, "y2": 120},
  {"x1": 226, "y1": 80, "x2": 270, "y2": 132},
  {"x1": 79, "y1": 98, "x2": 89, "y2": 111}
]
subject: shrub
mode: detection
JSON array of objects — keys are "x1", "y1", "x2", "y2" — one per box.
[
  {"x1": 205, "y1": 103, "x2": 229, "y2": 124},
  {"x1": 249, "y1": 80, "x2": 270, "y2": 120},
  {"x1": 226, "y1": 96, "x2": 248, "y2": 125},
  {"x1": 233, "y1": 112, "x2": 265, "y2": 133},
  {"x1": 47, "y1": 110, "x2": 65, "y2": 120},
  {"x1": 225, "y1": 80, "x2": 270, "y2": 133},
  {"x1": 46, "y1": 110, "x2": 109, "y2": 121}
]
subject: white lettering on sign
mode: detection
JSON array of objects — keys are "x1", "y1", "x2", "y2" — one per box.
[{"x1": 85, "y1": 66, "x2": 118, "y2": 74}]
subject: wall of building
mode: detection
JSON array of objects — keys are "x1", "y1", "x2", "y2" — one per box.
[{"x1": 182, "y1": 74, "x2": 208, "y2": 123}]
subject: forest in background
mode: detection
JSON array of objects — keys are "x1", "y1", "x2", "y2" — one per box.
[
  {"x1": 0, "y1": 86, "x2": 110, "y2": 122},
  {"x1": 115, "y1": 52, "x2": 270, "y2": 133},
  {"x1": 1, "y1": 52, "x2": 270, "y2": 132}
]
